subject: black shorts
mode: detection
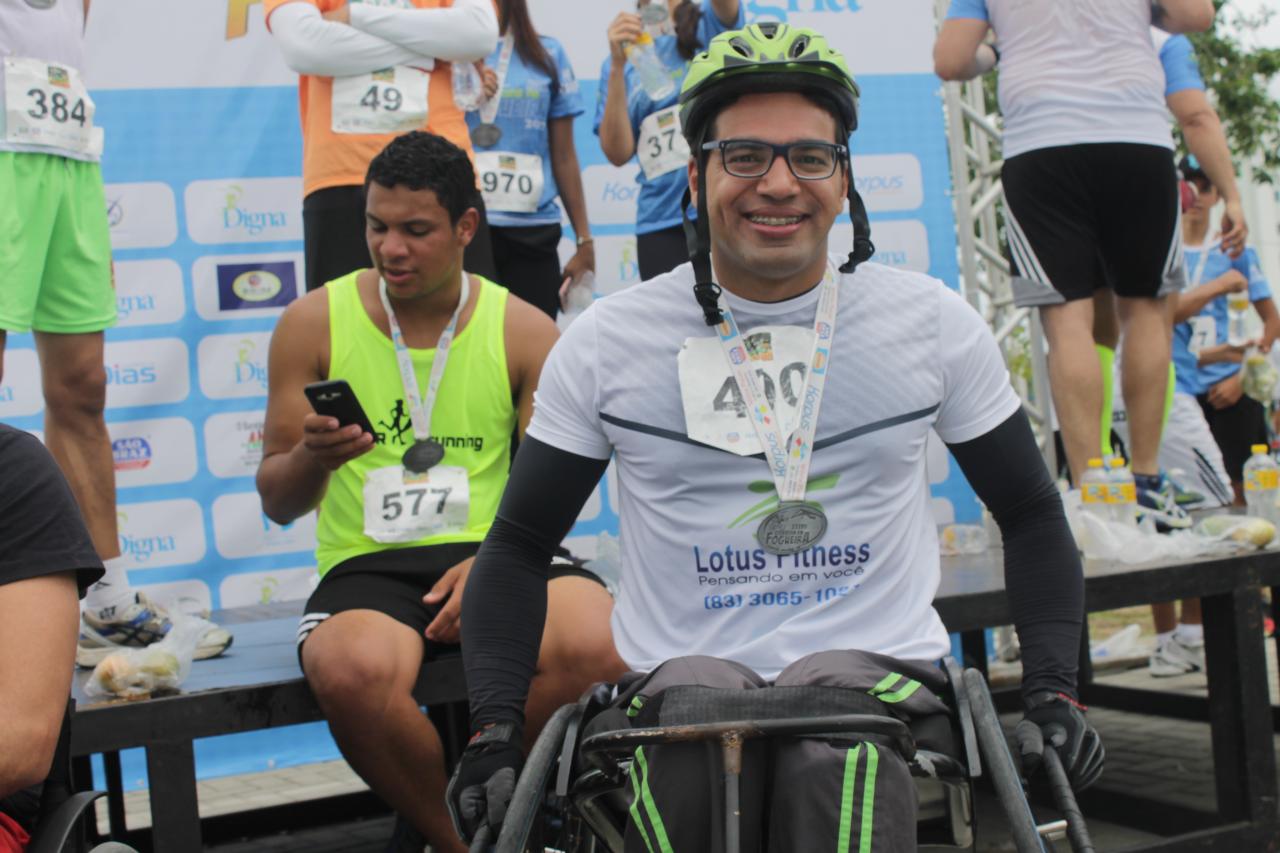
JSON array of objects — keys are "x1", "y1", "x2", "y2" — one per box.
[
  {"x1": 1002, "y1": 143, "x2": 1183, "y2": 307},
  {"x1": 302, "y1": 185, "x2": 498, "y2": 292},
  {"x1": 296, "y1": 542, "x2": 603, "y2": 660},
  {"x1": 637, "y1": 224, "x2": 687, "y2": 281},
  {"x1": 491, "y1": 223, "x2": 563, "y2": 319},
  {"x1": 1196, "y1": 390, "x2": 1269, "y2": 482}
]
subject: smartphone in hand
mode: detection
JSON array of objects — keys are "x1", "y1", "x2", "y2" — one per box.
[{"x1": 304, "y1": 379, "x2": 376, "y2": 437}]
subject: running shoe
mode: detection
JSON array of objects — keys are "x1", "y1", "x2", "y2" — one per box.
[
  {"x1": 1148, "y1": 634, "x2": 1205, "y2": 677},
  {"x1": 77, "y1": 592, "x2": 233, "y2": 667},
  {"x1": 1165, "y1": 468, "x2": 1207, "y2": 508},
  {"x1": 1135, "y1": 472, "x2": 1193, "y2": 531}
]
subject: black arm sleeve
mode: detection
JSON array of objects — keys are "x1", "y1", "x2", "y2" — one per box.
[
  {"x1": 461, "y1": 436, "x2": 610, "y2": 731},
  {"x1": 946, "y1": 409, "x2": 1083, "y2": 702}
]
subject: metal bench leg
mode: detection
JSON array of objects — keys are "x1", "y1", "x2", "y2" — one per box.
[
  {"x1": 721, "y1": 732, "x2": 742, "y2": 853},
  {"x1": 144, "y1": 740, "x2": 202, "y2": 852}
]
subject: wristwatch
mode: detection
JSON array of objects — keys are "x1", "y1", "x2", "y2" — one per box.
[{"x1": 576, "y1": 234, "x2": 594, "y2": 248}]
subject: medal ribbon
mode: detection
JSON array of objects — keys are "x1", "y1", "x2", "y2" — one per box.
[
  {"x1": 477, "y1": 34, "x2": 516, "y2": 125},
  {"x1": 379, "y1": 274, "x2": 471, "y2": 444},
  {"x1": 713, "y1": 263, "x2": 838, "y2": 501},
  {"x1": 1188, "y1": 246, "x2": 1210, "y2": 290}
]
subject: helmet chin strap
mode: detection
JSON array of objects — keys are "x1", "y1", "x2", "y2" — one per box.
[{"x1": 682, "y1": 138, "x2": 876, "y2": 326}]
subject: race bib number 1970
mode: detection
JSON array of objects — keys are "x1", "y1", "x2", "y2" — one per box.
[{"x1": 4, "y1": 56, "x2": 102, "y2": 156}]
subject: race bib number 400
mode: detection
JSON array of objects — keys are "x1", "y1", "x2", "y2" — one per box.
[
  {"x1": 678, "y1": 325, "x2": 816, "y2": 455},
  {"x1": 637, "y1": 105, "x2": 690, "y2": 180},
  {"x1": 331, "y1": 65, "x2": 430, "y2": 135},
  {"x1": 4, "y1": 57, "x2": 102, "y2": 156},
  {"x1": 363, "y1": 464, "x2": 470, "y2": 543},
  {"x1": 476, "y1": 151, "x2": 544, "y2": 214}
]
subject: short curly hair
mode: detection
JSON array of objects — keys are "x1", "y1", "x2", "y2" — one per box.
[{"x1": 364, "y1": 131, "x2": 478, "y2": 224}]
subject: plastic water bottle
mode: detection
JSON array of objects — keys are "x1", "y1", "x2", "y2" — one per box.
[
  {"x1": 1243, "y1": 444, "x2": 1279, "y2": 522},
  {"x1": 1227, "y1": 290, "x2": 1251, "y2": 346},
  {"x1": 556, "y1": 270, "x2": 596, "y2": 332},
  {"x1": 452, "y1": 61, "x2": 485, "y2": 112},
  {"x1": 1107, "y1": 457, "x2": 1137, "y2": 528},
  {"x1": 626, "y1": 32, "x2": 675, "y2": 101},
  {"x1": 1080, "y1": 458, "x2": 1110, "y2": 522}
]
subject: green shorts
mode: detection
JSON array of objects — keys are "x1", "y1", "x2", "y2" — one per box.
[{"x1": 0, "y1": 151, "x2": 115, "y2": 334}]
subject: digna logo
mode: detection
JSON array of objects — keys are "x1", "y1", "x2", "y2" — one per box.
[
  {"x1": 222, "y1": 185, "x2": 288, "y2": 236},
  {"x1": 234, "y1": 339, "x2": 268, "y2": 389},
  {"x1": 117, "y1": 293, "x2": 157, "y2": 320},
  {"x1": 117, "y1": 511, "x2": 178, "y2": 563}
]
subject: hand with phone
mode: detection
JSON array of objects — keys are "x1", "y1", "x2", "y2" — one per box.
[{"x1": 303, "y1": 380, "x2": 377, "y2": 471}]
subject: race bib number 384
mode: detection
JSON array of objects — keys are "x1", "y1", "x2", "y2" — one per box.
[{"x1": 4, "y1": 57, "x2": 102, "y2": 156}]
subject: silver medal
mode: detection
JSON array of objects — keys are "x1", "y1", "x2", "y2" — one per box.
[
  {"x1": 403, "y1": 438, "x2": 445, "y2": 474},
  {"x1": 471, "y1": 122, "x2": 502, "y2": 148},
  {"x1": 756, "y1": 501, "x2": 828, "y2": 556}
]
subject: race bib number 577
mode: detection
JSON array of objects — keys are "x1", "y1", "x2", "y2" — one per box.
[{"x1": 4, "y1": 56, "x2": 102, "y2": 156}]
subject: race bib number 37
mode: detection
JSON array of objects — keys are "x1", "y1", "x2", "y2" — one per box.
[
  {"x1": 363, "y1": 464, "x2": 470, "y2": 543},
  {"x1": 637, "y1": 106, "x2": 690, "y2": 180},
  {"x1": 4, "y1": 57, "x2": 102, "y2": 156},
  {"x1": 476, "y1": 151, "x2": 544, "y2": 214},
  {"x1": 332, "y1": 65, "x2": 430, "y2": 135}
]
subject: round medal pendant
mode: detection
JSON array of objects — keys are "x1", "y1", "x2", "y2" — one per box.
[
  {"x1": 471, "y1": 123, "x2": 502, "y2": 149},
  {"x1": 756, "y1": 501, "x2": 828, "y2": 556},
  {"x1": 403, "y1": 438, "x2": 445, "y2": 474}
]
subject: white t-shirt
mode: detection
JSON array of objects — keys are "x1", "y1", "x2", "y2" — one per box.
[
  {"x1": 0, "y1": 0, "x2": 96, "y2": 161},
  {"x1": 528, "y1": 258, "x2": 1022, "y2": 678},
  {"x1": 946, "y1": 0, "x2": 1172, "y2": 159}
]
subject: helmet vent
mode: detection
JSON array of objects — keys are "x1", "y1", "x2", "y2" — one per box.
[
  {"x1": 728, "y1": 36, "x2": 753, "y2": 57},
  {"x1": 757, "y1": 22, "x2": 780, "y2": 38},
  {"x1": 789, "y1": 35, "x2": 810, "y2": 58}
]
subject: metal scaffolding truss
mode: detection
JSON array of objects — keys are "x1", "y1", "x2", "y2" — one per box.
[{"x1": 933, "y1": 7, "x2": 1057, "y2": 472}]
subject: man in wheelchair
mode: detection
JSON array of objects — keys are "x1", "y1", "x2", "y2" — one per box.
[{"x1": 450, "y1": 22, "x2": 1103, "y2": 851}]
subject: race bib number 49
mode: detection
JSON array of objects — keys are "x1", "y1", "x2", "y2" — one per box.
[
  {"x1": 637, "y1": 106, "x2": 690, "y2": 180},
  {"x1": 4, "y1": 57, "x2": 102, "y2": 157},
  {"x1": 331, "y1": 65, "x2": 430, "y2": 135},
  {"x1": 477, "y1": 151, "x2": 544, "y2": 214},
  {"x1": 363, "y1": 464, "x2": 470, "y2": 543},
  {"x1": 678, "y1": 325, "x2": 815, "y2": 455}
]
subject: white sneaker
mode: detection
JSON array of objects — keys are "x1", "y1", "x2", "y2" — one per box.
[
  {"x1": 78, "y1": 592, "x2": 233, "y2": 668},
  {"x1": 1148, "y1": 634, "x2": 1205, "y2": 677}
]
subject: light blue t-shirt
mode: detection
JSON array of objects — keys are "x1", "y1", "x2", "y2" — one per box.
[
  {"x1": 1158, "y1": 34, "x2": 1204, "y2": 96},
  {"x1": 466, "y1": 36, "x2": 583, "y2": 228},
  {"x1": 1173, "y1": 246, "x2": 1271, "y2": 395},
  {"x1": 594, "y1": 1, "x2": 745, "y2": 235},
  {"x1": 945, "y1": 0, "x2": 987, "y2": 20}
]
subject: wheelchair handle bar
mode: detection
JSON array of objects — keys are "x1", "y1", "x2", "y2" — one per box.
[{"x1": 1041, "y1": 746, "x2": 1096, "y2": 853}]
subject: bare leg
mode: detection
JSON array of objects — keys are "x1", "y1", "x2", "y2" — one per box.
[
  {"x1": 1115, "y1": 296, "x2": 1172, "y2": 477},
  {"x1": 526, "y1": 576, "x2": 627, "y2": 747},
  {"x1": 34, "y1": 331, "x2": 119, "y2": 559},
  {"x1": 1152, "y1": 602, "x2": 1177, "y2": 635},
  {"x1": 1091, "y1": 289, "x2": 1119, "y2": 349},
  {"x1": 1180, "y1": 598, "x2": 1202, "y2": 626},
  {"x1": 1041, "y1": 299, "x2": 1101, "y2": 484},
  {"x1": 303, "y1": 610, "x2": 466, "y2": 853}
]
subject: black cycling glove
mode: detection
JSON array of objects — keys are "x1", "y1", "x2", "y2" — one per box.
[
  {"x1": 446, "y1": 722, "x2": 524, "y2": 843},
  {"x1": 1014, "y1": 691, "x2": 1105, "y2": 791}
]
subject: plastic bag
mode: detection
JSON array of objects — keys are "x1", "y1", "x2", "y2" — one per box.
[
  {"x1": 556, "y1": 270, "x2": 596, "y2": 332},
  {"x1": 1194, "y1": 514, "x2": 1277, "y2": 548},
  {"x1": 1063, "y1": 488, "x2": 1263, "y2": 562},
  {"x1": 1241, "y1": 347, "x2": 1279, "y2": 403},
  {"x1": 939, "y1": 523, "x2": 987, "y2": 556},
  {"x1": 85, "y1": 615, "x2": 207, "y2": 699},
  {"x1": 451, "y1": 61, "x2": 485, "y2": 112},
  {"x1": 584, "y1": 531, "x2": 622, "y2": 595}
]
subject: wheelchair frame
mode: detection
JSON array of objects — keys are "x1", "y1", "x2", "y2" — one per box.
[{"x1": 487, "y1": 660, "x2": 1093, "y2": 853}]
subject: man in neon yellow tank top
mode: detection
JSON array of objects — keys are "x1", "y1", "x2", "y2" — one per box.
[{"x1": 256, "y1": 131, "x2": 623, "y2": 853}]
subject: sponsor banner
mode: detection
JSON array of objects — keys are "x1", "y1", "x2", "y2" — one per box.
[
  {"x1": 852, "y1": 154, "x2": 924, "y2": 213},
  {"x1": 0, "y1": 349, "x2": 43, "y2": 418},
  {"x1": 114, "y1": 259, "x2": 187, "y2": 328},
  {"x1": 931, "y1": 497, "x2": 956, "y2": 526},
  {"x1": 185, "y1": 178, "x2": 303, "y2": 245},
  {"x1": 109, "y1": 417, "x2": 199, "y2": 488},
  {"x1": 578, "y1": 483, "x2": 602, "y2": 524},
  {"x1": 104, "y1": 182, "x2": 179, "y2": 250},
  {"x1": 211, "y1": 491, "x2": 317, "y2": 559},
  {"x1": 105, "y1": 338, "x2": 191, "y2": 409},
  {"x1": 204, "y1": 410, "x2": 266, "y2": 479},
  {"x1": 192, "y1": 254, "x2": 303, "y2": 321},
  {"x1": 581, "y1": 164, "x2": 641, "y2": 226},
  {"x1": 220, "y1": 566, "x2": 319, "y2": 609},
  {"x1": 116, "y1": 498, "x2": 207, "y2": 570},
  {"x1": 197, "y1": 332, "x2": 271, "y2": 400},
  {"x1": 591, "y1": 235, "x2": 642, "y2": 296},
  {"x1": 830, "y1": 219, "x2": 929, "y2": 272}
]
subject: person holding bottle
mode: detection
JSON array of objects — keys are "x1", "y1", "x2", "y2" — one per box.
[
  {"x1": 465, "y1": 0, "x2": 595, "y2": 318},
  {"x1": 597, "y1": 0, "x2": 743, "y2": 281}
]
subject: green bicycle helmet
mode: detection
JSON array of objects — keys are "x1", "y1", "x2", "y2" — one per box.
[{"x1": 674, "y1": 23, "x2": 875, "y2": 325}]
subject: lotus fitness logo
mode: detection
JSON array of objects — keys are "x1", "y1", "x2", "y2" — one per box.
[{"x1": 729, "y1": 474, "x2": 838, "y2": 530}]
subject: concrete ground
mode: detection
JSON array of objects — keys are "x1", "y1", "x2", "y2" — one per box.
[{"x1": 93, "y1": 642, "x2": 1273, "y2": 852}]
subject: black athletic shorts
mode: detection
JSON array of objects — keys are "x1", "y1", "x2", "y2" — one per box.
[
  {"x1": 296, "y1": 542, "x2": 602, "y2": 660},
  {"x1": 491, "y1": 223, "x2": 563, "y2": 319},
  {"x1": 1196, "y1": 390, "x2": 1269, "y2": 482},
  {"x1": 302, "y1": 185, "x2": 498, "y2": 292},
  {"x1": 637, "y1": 224, "x2": 688, "y2": 282},
  {"x1": 1002, "y1": 143, "x2": 1183, "y2": 307}
]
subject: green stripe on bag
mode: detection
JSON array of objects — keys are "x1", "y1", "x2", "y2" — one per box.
[
  {"x1": 634, "y1": 748, "x2": 674, "y2": 853},
  {"x1": 876, "y1": 679, "x2": 922, "y2": 704},
  {"x1": 869, "y1": 673, "x2": 902, "y2": 696},
  {"x1": 859, "y1": 744, "x2": 879, "y2": 853},
  {"x1": 627, "y1": 755, "x2": 658, "y2": 853},
  {"x1": 838, "y1": 744, "x2": 862, "y2": 853}
]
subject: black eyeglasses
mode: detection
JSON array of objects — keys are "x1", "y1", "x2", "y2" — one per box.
[{"x1": 701, "y1": 139, "x2": 848, "y2": 181}]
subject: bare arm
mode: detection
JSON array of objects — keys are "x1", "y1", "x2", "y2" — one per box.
[
  {"x1": 933, "y1": 18, "x2": 995, "y2": 82},
  {"x1": 599, "y1": 13, "x2": 642, "y2": 167},
  {"x1": 269, "y1": 2, "x2": 430, "y2": 77},
  {"x1": 708, "y1": 0, "x2": 740, "y2": 27},
  {"x1": 1152, "y1": 0, "x2": 1215, "y2": 33},
  {"x1": 1168, "y1": 88, "x2": 1247, "y2": 254},
  {"x1": 0, "y1": 573, "x2": 78, "y2": 797},
  {"x1": 1173, "y1": 270, "x2": 1246, "y2": 322},
  {"x1": 1255, "y1": 296, "x2": 1280, "y2": 354},
  {"x1": 256, "y1": 292, "x2": 374, "y2": 524},
  {"x1": 549, "y1": 116, "x2": 595, "y2": 282},
  {"x1": 347, "y1": 0, "x2": 498, "y2": 63},
  {"x1": 503, "y1": 296, "x2": 560, "y2": 438}
]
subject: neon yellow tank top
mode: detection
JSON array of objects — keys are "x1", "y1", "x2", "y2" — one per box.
[{"x1": 315, "y1": 271, "x2": 513, "y2": 576}]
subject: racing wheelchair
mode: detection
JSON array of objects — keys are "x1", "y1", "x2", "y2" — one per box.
[{"x1": 473, "y1": 659, "x2": 1093, "y2": 853}]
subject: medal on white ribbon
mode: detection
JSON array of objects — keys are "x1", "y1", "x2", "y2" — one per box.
[{"x1": 470, "y1": 34, "x2": 514, "y2": 148}]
